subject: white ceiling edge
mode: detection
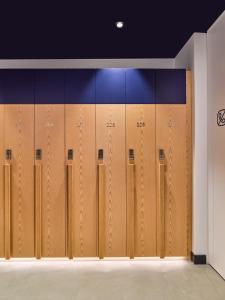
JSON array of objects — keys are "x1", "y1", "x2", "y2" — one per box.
[{"x1": 0, "y1": 58, "x2": 175, "y2": 69}]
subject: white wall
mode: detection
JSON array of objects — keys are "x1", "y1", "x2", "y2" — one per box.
[
  {"x1": 0, "y1": 59, "x2": 174, "y2": 69},
  {"x1": 175, "y1": 33, "x2": 208, "y2": 257},
  {"x1": 207, "y1": 11, "x2": 225, "y2": 278}
]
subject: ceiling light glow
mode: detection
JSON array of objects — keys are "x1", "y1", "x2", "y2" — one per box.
[{"x1": 116, "y1": 21, "x2": 124, "y2": 29}]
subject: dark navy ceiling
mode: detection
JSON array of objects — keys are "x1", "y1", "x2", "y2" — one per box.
[{"x1": 0, "y1": 1, "x2": 224, "y2": 59}]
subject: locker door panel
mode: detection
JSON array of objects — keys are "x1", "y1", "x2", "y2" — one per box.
[
  {"x1": 126, "y1": 104, "x2": 157, "y2": 257},
  {"x1": 96, "y1": 104, "x2": 127, "y2": 257},
  {"x1": 4, "y1": 104, "x2": 34, "y2": 257},
  {"x1": 35, "y1": 104, "x2": 66, "y2": 257},
  {"x1": 156, "y1": 104, "x2": 188, "y2": 256},
  {"x1": 65, "y1": 104, "x2": 97, "y2": 257},
  {"x1": 0, "y1": 105, "x2": 4, "y2": 257}
]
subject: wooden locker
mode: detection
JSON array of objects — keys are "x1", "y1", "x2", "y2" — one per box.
[
  {"x1": 35, "y1": 104, "x2": 66, "y2": 257},
  {"x1": 156, "y1": 71, "x2": 191, "y2": 257},
  {"x1": 126, "y1": 104, "x2": 157, "y2": 257},
  {"x1": 0, "y1": 104, "x2": 4, "y2": 257},
  {"x1": 65, "y1": 104, "x2": 97, "y2": 257},
  {"x1": 96, "y1": 104, "x2": 127, "y2": 257},
  {"x1": 4, "y1": 104, "x2": 35, "y2": 257}
]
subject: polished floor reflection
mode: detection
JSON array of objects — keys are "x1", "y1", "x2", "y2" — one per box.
[{"x1": 0, "y1": 260, "x2": 224, "y2": 300}]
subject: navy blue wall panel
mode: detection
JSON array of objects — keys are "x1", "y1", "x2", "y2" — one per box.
[
  {"x1": 0, "y1": 69, "x2": 187, "y2": 105},
  {"x1": 0, "y1": 70, "x2": 34, "y2": 104},
  {"x1": 96, "y1": 69, "x2": 125, "y2": 104},
  {"x1": 65, "y1": 69, "x2": 95, "y2": 104},
  {"x1": 35, "y1": 70, "x2": 65, "y2": 104},
  {"x1": 126, "y1": 69, "x2": 155, "y2": 104},
  {"x1": 155, "y1": 69, "x2": 186, "y2": 104}
]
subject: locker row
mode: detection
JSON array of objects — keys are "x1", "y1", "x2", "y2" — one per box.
[
  {"x1": 0, "y1": 98, "x2": 192, "y2": 259},
  {"x1": 0, "y1": 69, "x2": 186, "y2": 104}
]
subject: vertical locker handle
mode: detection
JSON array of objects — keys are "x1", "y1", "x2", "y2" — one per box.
[
  {"x1": 4, "y1": 149, "x2": 12, "y2": 260},
  {"x1": 127, "y1": 149, "x2": 135, "y2": 259},
  {"x1": 35, "y1": 149, "x2": 42, "y2": 259},
  {"x1": 67, "y1": 149, "x2": 74, "y2": 259},
  {"x1": 159, "y1": 149, "x2": 165, "y2": 259},
  {"x1": 98, "y1": 149, "x2": 105, "y2": 259}
]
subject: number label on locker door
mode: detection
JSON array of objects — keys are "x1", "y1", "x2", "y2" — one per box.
[
  {"x1": 136, "y1": 121, "x2": 146, "y2": 128},
  {"x1": 106, "y1": 121, "x2": 116, "y2": 128}
]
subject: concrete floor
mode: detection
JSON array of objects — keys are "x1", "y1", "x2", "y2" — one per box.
[{"x1": 0, "y1": 260, "x2": 224, "y2": 300}]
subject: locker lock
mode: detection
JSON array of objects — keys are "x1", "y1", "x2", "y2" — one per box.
[
  {"x1": 159, "y1": 149, "x2": 165, "y2": 161},
  {"x1": 68, "y1": 149, "x2": 74, "y2": 160},
  {"x1": 36, "y1": 149, "x2": 42, "y2": 160},
  {"x1": 98, "y1": 149, "x2": 104, "y2": 160},
  {"x1": 5, "y1": 149, "x2": 12, "y2": 160},
  {"x1": 129, "y1": 149, "x2": 135, "y2": 161}
]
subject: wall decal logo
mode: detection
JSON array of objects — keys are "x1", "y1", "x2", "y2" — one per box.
[{"x1": 217, "y1": 109, "x2": 225, "y2": 126}]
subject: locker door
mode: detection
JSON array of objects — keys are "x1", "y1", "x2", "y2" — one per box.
[
  {"x1": 65, "y1": 105, "x2": 96, "y2": 257},
  {"x1": 35, "y1": 71, "x2": 66, "y2": 257},
  {"x1": 4, "y1": 104, "x2": 35, "y2": 257},
  {"x1": 156, "y1": 70, "x2": 191, "y2": 257},
  {"x1": 126, "y1": 105, "x2": 157, "y2": 257},
  {"x1": 96, "y1": 104, "x2": 127, "y2": 257},
  {"x1": 0, "y1": 70, "x2": 35, "y2": 258},
  {"x1": 156, "y1": 105, "x2": 187, "y2": 256},
  {"x1": 35, "y1": 105, "x2": 65, "y2": 257},
  {"x1": 65, "y1": 69, "x2": 97, "y2": 257},
  {"x1": 0, "y1": 104, "x2": 4, "y2": 257}
]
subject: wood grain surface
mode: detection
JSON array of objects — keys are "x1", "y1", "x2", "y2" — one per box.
[
  {"x1": 66, "y1": 163, "x2": 73, "y2": 259},
  {"x1": 4, "y1": 104, "x2": 34, "y2": 257},
  {"x1": 35, "y1": 104, "x2": 66, "y2": 257},
  {"x1": 98, "y1": 162, "x2": 105, "y2": 259},
  {"x1": 126, "y1": 104, "x2": 157, "y2": 257},
  {"x1": 4, "y1": 163, "x2": 11, "y2": 259},
  {"x1": 159, "y1": 155, "x2": 165, "y2": 258},
  {"x1": 96, "y1": 104, "x2": 127, "y2": 257},
  {"x1": 34, "y1": 163, "x2": 42, "y2": 259},
  {"x1": 127, "y1": 162, "x2": 135, "y2": 259},
  {"x1": 0, "y1": 105, "x2": 4, "y2": 257},
  {"x1": 65, "y1": 104, "x2": 97, "y2": 257},
  {"x1": 156, "y1": 102, "x2": 189, "y2": 257}
]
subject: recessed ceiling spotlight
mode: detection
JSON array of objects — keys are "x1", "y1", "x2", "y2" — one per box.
[{"x1": 116, "y1": 21, "x2": 124, "y2": 29}]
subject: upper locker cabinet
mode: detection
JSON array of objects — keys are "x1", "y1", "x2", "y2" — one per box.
[
  {"x1": 126, "y1": 69, "x2": 157, "y2": 257},
  {"x1": 155, "y1": 69, "x2": 192, "y2": 257},
  {"x1": 65, "y1": 70, "x2": 97, "y2": 257},
  {"x1": 0, "y1": 70, "x2": 35, "y2": 258},
  {"x1": 35, "y1": 70, "x2": 66, "y2": 257},
  {"x1": 96, "y1": 69, "x2": 127, "y2": 257}
]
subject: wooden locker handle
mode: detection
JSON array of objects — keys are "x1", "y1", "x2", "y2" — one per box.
[
  {"x1": 35, "y1": 149, "x2": 42, "y2": 259},
  {"x1": 98, "y1": 149, "x2": 105, "y2": 259},
  {"x1": 67, "y1": 154, "x2": 74, "y2": 259},
  {"x1": 4, "y1": 152, "x2": 11, "y2": 260},
  {"x1": 127, "y1": 149, "x2": 135, "y2": 259},
  {"x1": 159, "y1": 149, "x2": 165, "y2": 259}
]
